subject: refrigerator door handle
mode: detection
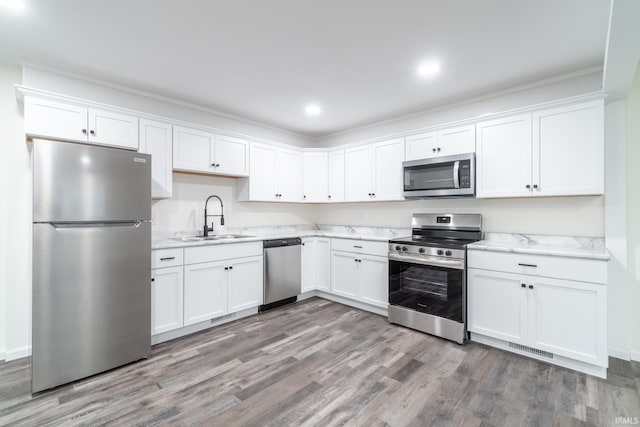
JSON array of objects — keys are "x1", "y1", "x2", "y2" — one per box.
[{"x1": 49, "y1": 221, "x2": 146, "y2": 229}]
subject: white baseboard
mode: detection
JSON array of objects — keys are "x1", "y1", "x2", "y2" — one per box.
[
  {"x1": 609, "y1": 346, "x2": 631, "y2": 361},
  {"x1": 5, "y1": 345, "x2": 31, "y2": 361},
  {"x1": 630, "y1": 350, "x2": 640, "y2": 362}
]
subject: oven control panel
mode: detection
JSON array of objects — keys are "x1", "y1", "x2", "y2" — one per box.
[{"x1": 388, "y1": 243, "x2": 465, "y2": 260}]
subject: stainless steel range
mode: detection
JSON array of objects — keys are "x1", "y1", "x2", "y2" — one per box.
[{"x1": 388, "y1": 213, "x2": 482, "y2": 344}]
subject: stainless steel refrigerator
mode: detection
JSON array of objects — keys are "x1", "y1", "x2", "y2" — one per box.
[{"x1": 32, "y1": 139, "x2": 152, "y2": 393}]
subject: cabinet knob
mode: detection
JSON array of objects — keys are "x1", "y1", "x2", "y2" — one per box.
[
  {"x1": 303, "y1": 195, "x2": 307, "y2": 199},
  {"x1": 229, "y1": 266, "x2": 233, "y2": 270},
  {"x1": 90, "y1": 130, "x2": 96, "y2": 135},
  {"x1": 211, "y1": 163, "x2": 216, "y2": 167},
  {"x1": 525, "y1": 185, "x2": 531, "y2": 189},
  {"x1": 533, "y1": 184, "x2": 538, "y2": 189},
  {"x1": 328, "y1": 195, "x2": 332, "y2": 199},
  {"x1": 432, "y1": 148, "x2": 436, "y2": 153},
  {"x1": 151, "y1": 278, "x2": 155, "y2": 282},
  {"x1": 224, "y1": 267, "x2": 228, "y2": 270},
  {"x1": 437, "y1": 147, "x2": 441, "y2": 152},
  {"x1": 528, "y1": 285, "x2": 534, "y2": 289},
  {"x1": 82, "y1": 129, "x2": 87, "y2": 134},
  {"x1": 216, "y1": 163, "x2": 220, "y2": 167},
  {"x1": 521, "y1": 283, "x2": 526, "y2": 288},
  {"x1": 372, "y1": 193, "x2": 375, "y2": 197}
]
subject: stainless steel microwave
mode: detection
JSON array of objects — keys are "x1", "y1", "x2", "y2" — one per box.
[{"x1": 403, "y1": 153, "x2": 475, "y2": 198}]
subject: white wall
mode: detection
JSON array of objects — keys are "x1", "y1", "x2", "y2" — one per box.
[
  {"x1": 626, "y1": 67, "x2": 640, "y2": 360},
  {"x1": 22, "y1": 66, "x2": 315, "y2": 148},
  {"x1": 0, "y1": 63, "x2": 31, "y2": 360},
  {"x1": 605, "y1": 100, "x2": 629, "y2": 359},
  {"x1": 314, "y1": 197, "x2": 604, "y2": 236},
  {"x1": 152, "y1": 173, "x2": 315, "y2": 233}
]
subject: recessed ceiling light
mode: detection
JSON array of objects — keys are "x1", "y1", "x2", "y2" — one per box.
[
  {"x1": 305, "y1": 104, "x2": 321, "y2": 116},
  {"x1": 417, "y1": 61, "x2": 441, "y2": 78},
  {"x1": 0, "y1": 0, "x2": 26, "y2": 11}
]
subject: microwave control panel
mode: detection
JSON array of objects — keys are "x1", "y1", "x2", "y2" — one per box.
[{"x1": 459, "y1": 160, "x2": 471, "y2": 188}]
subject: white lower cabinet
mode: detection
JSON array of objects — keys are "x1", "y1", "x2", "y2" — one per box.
[
  {"x1": 330, "y1": 238, "x2": 388, "y2": 309},
  {"x1": 151, "y1": 242, "x2": 263, "y2": 337},
  {"x1": 227, "y1": 256, "x2": 264, "y2": 312},
  {"x1": 467, "y1": 249, "x2": 607, "y2": 376},
  {"x1": 151, "y1": 266, "x2": 184, "y2": 335},
  {"x1": 301, "y1": 237, "x2": 331, "y2": 293},
  {"x1": 184, "y1": 261, "x2": 229, "y2": 326}
]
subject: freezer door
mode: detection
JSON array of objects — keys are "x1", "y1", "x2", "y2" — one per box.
[
  {"x1": 32, "y1": 221, "x2": 151, "y2": 393},
  {"x1": 33, "y1": 140, "x2": 151, "y2": 222}
]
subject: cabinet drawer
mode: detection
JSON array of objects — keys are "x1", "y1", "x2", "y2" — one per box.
[
  {"x1": 185, "y1": 242, "x2": 263, "y2": 265},
  {"x1": 467, "y1": 249, "x2": 607, "y2": 284},
  {"x1": 331, "y1": 238, "x2": 388, "y2": 257},
  {"x1": 152, "y1": 248, "x2": 184, "y2": 269}
]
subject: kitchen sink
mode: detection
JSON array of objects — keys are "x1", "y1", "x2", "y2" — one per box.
[{"x1": 172, "y1": 234, "x2": 254, "y2": 242}]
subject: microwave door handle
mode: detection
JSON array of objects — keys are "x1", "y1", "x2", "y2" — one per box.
[{"x1": 453, "y1": 160, "x2": 460, "y2": 189}]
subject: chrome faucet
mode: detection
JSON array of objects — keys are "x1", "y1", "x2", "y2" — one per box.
[{"x1": 203, "y1": 195, "x2": 224, "y2": 237}]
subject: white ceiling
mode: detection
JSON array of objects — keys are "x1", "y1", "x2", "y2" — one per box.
[{"x1": 0, "y1": 0, "x2": 610, "y2": 137}]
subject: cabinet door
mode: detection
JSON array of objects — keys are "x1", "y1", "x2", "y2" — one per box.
[
  {"x1": 331, "y1": 251, "x2": 358, "y2": 298},
  {"x1": 213, "y1": 135, "x2": 249, "y2": 176},
  {"x1": 303, "y1": 152, "x2": 329, "y2": 203},
  {"x1": 533, "y1": 101, "x2": 604, "y2": 197},
  {"x1": 316, "y1": 238, "x2": 331, "y2": 292},
  {"x1": 373, "y1": 138, "x2": 405, "y2": 201},
  {"x1": 476, "y1": 114, "x2": 532, "y2": 198},
  {"x1": 301, "y1": 238, "x2": 316, "y2": 292},
  {"x1": 437, "y1": 124, "x2": 475, "y2": 156},
  {"x1": 405, "y1": 132, "x2": 438, "y2": 160},
  {"x1": 528, "y1": 277, "x2": 606, "y2": 365},
  {"x1": 467, "y1": 268, "x2": 527, "y2": 345},
  {"x1": 24, "y1": 97, "x2": 88, "y2": 143},
  {"x1": 344, "y1": 145, "x2": 373, "y2": 202},
  {"x1": 358, "y1": 254, "x2": 388, "y2": 308},
  {"x1": 328, "y1": 149, "x2": 345, "y2": 202},
  {"x1": 139, "y1": 119, "x2": 173, "y2": 199},
  {"x1": 184, "y1": 261, "x2": 228, "y2": 326},
  {"x1": 228, "y1": 256, "x2": 263, "y2": 312},
  {"x1": 151, "y1": 266, "x2": 184, "y2": 335},
  {"x1": 248, "y1": 142, "x2": 277, "y2": 201},
  {"x1": 173, "y1": 126, "x2": 215, "y2": 173},
  {"x1": 276, "y1": 148, "x2": 304, "y2": 202},
  {"x1": 88, "y1": 108, "x2": 139, "y2": 150}
]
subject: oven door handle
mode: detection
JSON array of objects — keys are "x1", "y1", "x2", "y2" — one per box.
[
  {"x1": 388, "y1": 253, "x2": 465, "y2": 270},
  {"x1": 453, "y1": 160, "x2": 460, "y2": 189}
]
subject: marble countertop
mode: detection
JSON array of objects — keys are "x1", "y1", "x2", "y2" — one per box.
[
  {"x1": 467, "y1": 233, "x2": 610, "y2": 261},
  {"x1": 152, "y1": 224, "x2": 411, "y2": 250}
]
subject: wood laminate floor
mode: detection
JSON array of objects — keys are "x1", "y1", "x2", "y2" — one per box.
[{"x1": 1, "y1": 298, "x2": 639, "y2": 426}]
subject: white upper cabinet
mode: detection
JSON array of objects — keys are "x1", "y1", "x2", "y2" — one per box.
[
  {"x1": 139, "y1": 119, "x2": 173, "y2": 199},
  {"x1": 405, "y1": 125, "x2": 475, "y2": 160},
  {"x1": 172, "y1": 126, "x2": 214, "y2": 173},
  {"x1": 172, "y1": 126, "x2": 248, "y2": 176},
  {"x1": 303, "y1": 152, "x2": 329, "y2": 203},
  {"x1": 476, "y1": 114, "x2": 533, "y2": 198},
  {"x1": 345, "y1": 144, "x2": 374, "y2": 202},
  {"x1": 345, "y1": 138, "x2": 404, "y2": 202},
  {"x1": 276, "y1": 147, "x2": 304, "y2": 202},
  {"x1": 244, "y1": 142, "x2": 277, "y2": 201},
  {"x1": 25, "y1": 96, "x2": 139, "y2": 150},
  {"x1": 88, "y1": 108, "x2": 139, "y2": 150},
  {"x1": 476, "y1": 100, "x2": 604, "y2": 199},
  {"x1": 532, "y1": 101, "x2": 604, "y2": 196},
  {"x1": 238, "y1": 142, "x2": 303, "y2": 202},
  {"x1": 213, "y1": 135, "x2": 249, "y2": 176},
  {"x1": 328, "y1": 149, "x2": 345, "y2": 203},
  {"x1": 25, "y1": 97, "x2": 88, "y2": 142},
  {"x1": 372, "y1": 138, "x2": 405, "y2": 201},
  {"x1": 405, "y1": 131, "x2": 437, "y2": 160},
  {"x1": 438, "y1": 124, "x2": 475, "y2": 156}
]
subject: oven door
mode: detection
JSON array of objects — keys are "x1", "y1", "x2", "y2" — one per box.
[{"x1": 388, "y1": 254, "x2": 465, "y2": 323}]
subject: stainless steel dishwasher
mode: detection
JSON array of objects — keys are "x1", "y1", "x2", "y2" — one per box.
[{"x1": 260, "y1": 238, "x2": 302, "y2": 312}]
